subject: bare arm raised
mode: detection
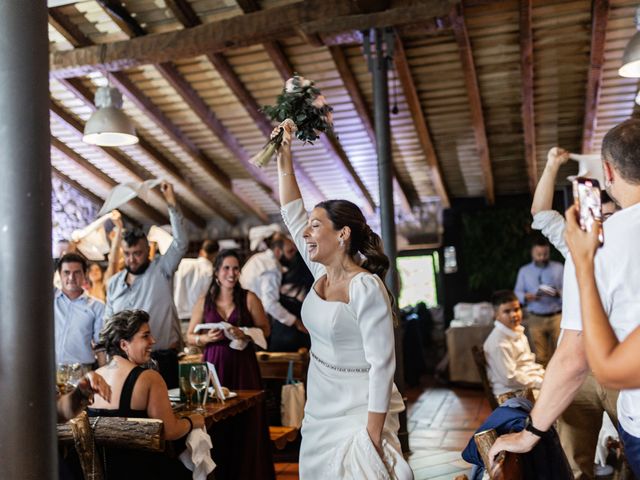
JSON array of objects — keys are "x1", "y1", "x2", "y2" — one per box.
[{"x1": 276, "y1": 121, "x2": 302, "y2": 207}]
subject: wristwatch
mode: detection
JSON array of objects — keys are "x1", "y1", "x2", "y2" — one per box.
[{"x1": 524, "y1": 415, "x2": 550, "y2": 438}]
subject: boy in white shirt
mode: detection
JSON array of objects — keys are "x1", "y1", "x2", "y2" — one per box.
[{"x1": 484, "y1": 290, "x2": 545, "y2": 397}]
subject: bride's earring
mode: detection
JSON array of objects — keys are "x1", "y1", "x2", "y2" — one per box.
[{"x1": 339, "y1": 237, "x2": 344, "y2": 248}]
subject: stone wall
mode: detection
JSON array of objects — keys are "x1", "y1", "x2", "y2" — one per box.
[{"x1": 51, "y1": 176, "x2": 98, "y2": 254}]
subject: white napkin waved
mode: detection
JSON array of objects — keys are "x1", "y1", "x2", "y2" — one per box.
[{"x1": 179, "y1": 428, "x2": 215, "y2": 480}]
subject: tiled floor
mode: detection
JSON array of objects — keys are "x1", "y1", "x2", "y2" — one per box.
[{"x1": 275, "y1": 379, "x2": 491, "y2": 479}]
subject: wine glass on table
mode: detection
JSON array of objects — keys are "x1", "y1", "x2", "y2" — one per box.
[{"x1": 190, "y1": 365, "x2": 209, "y2": 414}]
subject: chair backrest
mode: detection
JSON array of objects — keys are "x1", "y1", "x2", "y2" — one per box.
[
  {"x1": 471, "y1": 345, "x2": 499, "y2": 410},
  {"x1": 69, "y1": 411, "x2": 104, "y2": 480},
  {"x1": 256, "y1": 348, "x2": 309, "y2": 382}
]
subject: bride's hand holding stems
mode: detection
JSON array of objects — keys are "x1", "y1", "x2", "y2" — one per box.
[{"x1": 275, "y1": 121, "x2": 302, "y2": 207}]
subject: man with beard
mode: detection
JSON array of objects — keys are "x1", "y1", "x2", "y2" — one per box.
[
  {"x1": 514, "y1": 236, "x2": 564, "y2": 366},
  {"x1": 240, "y1": 232, "x2": 308, "y2": 337},
  {"x1": 104, "y1": 181, "x2": 187, "y2": 388}
]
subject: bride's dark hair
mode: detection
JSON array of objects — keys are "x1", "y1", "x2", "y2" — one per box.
[{"x1": 315, "y1": 199, "x2": 396, "y2": 318}]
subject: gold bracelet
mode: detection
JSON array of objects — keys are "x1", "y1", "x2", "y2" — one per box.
[{"x1": 280, "y1": 171, "x2": 294, "y2": 176}]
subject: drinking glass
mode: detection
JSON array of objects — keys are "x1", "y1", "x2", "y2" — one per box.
[
  {"x1": 56, "y1": 364, "x2": 70, "y2": 393},
  {"x1": 67, "y1": 363, "x2": 84, "y2": 388},
  {"x1": 190, "y1": 365, "x2": 208, "y2": 413},
  {"x1": 179, "y1": 376, "x2": 194, "y2": 410}
]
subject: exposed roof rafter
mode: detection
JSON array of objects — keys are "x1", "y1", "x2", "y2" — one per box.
[
  {"x1": 519, "y1": 0, "x2": 537, "y2": 195},
  {"x1": 582, "y1": 0, "x2": 610, "y2": 154},
  {"x1": 393, "y1": 35, "x2": 450, "y2": 208},
  {"x1": 449, "y1": 3, "x2": 494, "y2": 205}
]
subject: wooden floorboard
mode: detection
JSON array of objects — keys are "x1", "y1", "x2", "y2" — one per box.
[{"x1": 275, "y1": 379, "x2": 491, "y2": 479}]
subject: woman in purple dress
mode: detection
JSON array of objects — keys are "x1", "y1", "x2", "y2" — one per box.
[{"x1": 187, "y1": 249, "x2": 275, "y2": 479}]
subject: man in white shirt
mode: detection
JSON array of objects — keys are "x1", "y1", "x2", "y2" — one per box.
[
  {"x1": 173, "y1": 240, "x2": 218, "y2": 321},
  {"x1": 240, "y1": 232, "x2": 307, "y2": 334},
  {"x1": 531, "y1": 146, "x2": 621, "y2": 478},
  {"x1": 484, "y1": 290, "x2": 544, "y2": 397},
  {"x1": 490, "y1": 119, "x2": 640, "y2": 474}
]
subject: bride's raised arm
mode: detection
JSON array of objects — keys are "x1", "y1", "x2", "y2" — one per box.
[{"x1": 275, "y1": 121, "x2": 302, "y2": 207}]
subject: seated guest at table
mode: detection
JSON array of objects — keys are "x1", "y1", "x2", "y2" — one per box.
[
  {"x1": 90, "y1": 309, "x2": 204, "y2": 479},
  {"x1": 484, "y1": 290, "x2": 545, "y2": 398},
  {"x1": 55, "y1": 252, "x2": 106, "y2": 368},
  {"x1": 187, "y1": 249, "x2": 275, "y2": 480}
]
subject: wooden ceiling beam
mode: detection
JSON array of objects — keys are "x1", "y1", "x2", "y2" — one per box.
[
  {"x1": 49, "y1": 103, "x2": 213, "y2": 227},
  {"x1": 58, "y1": 77, "x2": 234, "y2": 225},
  {"x1": 582, "y1": 0, "x2": 610, "y2": 154},
  {"x1": 49, "y1": 0, "x2": 459, "y2": 78},
  {"x1": 393, "y1": 36, "x2": 450, "y2": 208},
  {"x1": 328, "y1": 45, "x2": 416, "y2": 215},
  {"x1": 449, "y1": 4, "x2": 494, "y2": 205},
  {"x1": 51, "y1": 137, "x2": 168, "y2": 224},
  {"x1": 519, "y1": 0, "x2": 537, "y2": 195},
  {"x1": 95, "y1": 0, "x2": 145, "y2": 38}
]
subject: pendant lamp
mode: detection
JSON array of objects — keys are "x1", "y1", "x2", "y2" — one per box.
[
  {"x1": 619, "y1": 8, "x2": 640, "y2": 77},
  {"x1": 82, "y1": 86, "x2": 139, "y2": 147}
]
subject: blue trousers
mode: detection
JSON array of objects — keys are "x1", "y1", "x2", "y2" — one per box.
[{"x1": 620, "y1": 425, "x2": 640, "y2": 477}]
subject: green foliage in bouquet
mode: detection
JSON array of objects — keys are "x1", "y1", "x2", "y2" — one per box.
[{"x1": 261, "y1": 75, "x2": 334, "y2": 144}]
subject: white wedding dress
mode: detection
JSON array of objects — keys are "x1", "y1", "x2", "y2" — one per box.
[{"x1": 281, "y1": 199, "x2": 412, "y2": 479}]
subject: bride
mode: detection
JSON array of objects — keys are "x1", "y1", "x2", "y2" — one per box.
[{"x1": 275, "y1": 122, "x2": 412, "y2": 479}]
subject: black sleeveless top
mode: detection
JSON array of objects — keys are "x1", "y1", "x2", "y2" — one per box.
[{"x1": 88, "y1": 366, "x2": 148, "y2": 417}]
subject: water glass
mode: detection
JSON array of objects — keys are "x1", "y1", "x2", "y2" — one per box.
[{"x1": 190, "y1": 365, "x2": 209, "y2": 413}]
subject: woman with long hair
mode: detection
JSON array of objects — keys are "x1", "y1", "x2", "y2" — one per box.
[
  {"x1": 187, "y1": 249, "x2": 275, "y2": 480},
  {"x1": 275, "y1": 123, "x2": 410, "y2": 478}
]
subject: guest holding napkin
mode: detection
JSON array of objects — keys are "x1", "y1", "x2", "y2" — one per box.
[
  {"x1": 187, "y1": 249, "x2": 275, "y2": 480},
  {"x1": 89, "y1": 309, "x2": 205, "y2": 479}
]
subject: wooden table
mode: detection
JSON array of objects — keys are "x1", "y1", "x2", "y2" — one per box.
[
  {"x1": 176, "y1": 390, "x2": 265, "y2": 426},
  {"x1": 58, "y1": 390, "x2": 266, "y2": 451}
]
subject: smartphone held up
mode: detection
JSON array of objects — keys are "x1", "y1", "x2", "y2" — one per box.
[{"x1": 572, "y1": 177, "x2": 604, "y2": 246}]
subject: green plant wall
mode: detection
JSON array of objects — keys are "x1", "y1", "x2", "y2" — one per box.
[{"x1": 460, "y1": 204, "x2": 563, "y2": 298}]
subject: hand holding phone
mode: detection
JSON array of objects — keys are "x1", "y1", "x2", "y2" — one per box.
[{"x1": 572, "y1": 177, "x2": 604, "y2": 246}]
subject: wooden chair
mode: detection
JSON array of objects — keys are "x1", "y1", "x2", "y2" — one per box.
[
  {"x1": 256, "y1": 348, "x2": 308, "y2": 451},
  {"x1": 471, "y1": 345, "x2": 500, "y2": 410},
  {"x1": 474, "y1": 429, "x2": 522, "y2": 479},
  {"x1": 68, "y1": 411, "x2": 104, "y2": 480},
  {"x1": 256, "y1": 348, "x2": 309, "y2": 382}
]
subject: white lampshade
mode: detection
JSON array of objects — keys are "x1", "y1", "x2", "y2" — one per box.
[
  {"x1": 83, "y1": 86, "x2": 138, "y2": 147},
  {"x1": 620, "y1": 30, "x2": 640, "y2": 77},
  {"x1": 620, "y1": 8, "x2": 640, "y2": 77}
]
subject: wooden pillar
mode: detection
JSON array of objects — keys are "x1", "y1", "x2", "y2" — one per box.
[{"x1": 0, "y1": 1, "x2": 56, "y2": 478}]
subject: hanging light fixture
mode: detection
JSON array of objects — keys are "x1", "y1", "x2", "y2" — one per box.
[
  {"x1": 83, "y1": 85, "x2": 139, "y2": 147},
  {"x1": 620, "y1": 7, "x2": 640, "y2": 77}
]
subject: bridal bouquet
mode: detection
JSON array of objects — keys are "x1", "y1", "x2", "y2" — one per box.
[{"x1": 250, "y1": 74, "x2": 334, "y2": 168}]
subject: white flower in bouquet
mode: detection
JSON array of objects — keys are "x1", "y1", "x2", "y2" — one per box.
[{"x1": 250, "y1": 74, "x2": 334, "y2": 168}]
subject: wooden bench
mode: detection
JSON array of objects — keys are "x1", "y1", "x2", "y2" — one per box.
[{"x1": 269, "y1": 425, "x2": 299, "y2": 450}]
